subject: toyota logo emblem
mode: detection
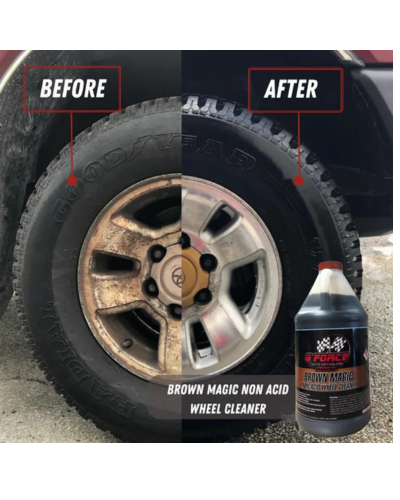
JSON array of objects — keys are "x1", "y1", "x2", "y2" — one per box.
[{"x1": 172, "y1": 267, "x2": 184, "y2": 288}]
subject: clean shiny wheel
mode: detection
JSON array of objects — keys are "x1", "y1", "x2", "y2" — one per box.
[
  {"x1": 78, "y1": 174, "x2": 182, "y2": 379},
  {"x1": 181, "y1": 176, "x2": 283, "y2": 377}
]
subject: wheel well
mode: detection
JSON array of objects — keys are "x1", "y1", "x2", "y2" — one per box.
[
  {"x1": 4, "y1": 49, "x2": 390, "y2": 204},
  {"x1": 20, "y1": 51, "x2": 181, "y2": 193},
  {"x1": 183, "y1": 50, "x2": 392, "y2": 189},
  {"x1": 1, "y1": 50, "x2": 181, "y2": 208}
]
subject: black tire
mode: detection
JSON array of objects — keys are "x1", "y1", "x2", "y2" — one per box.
[
  {"x1": 181, "y1": 95, "x2": 362, "y2": 442},
  {"x1": 13, "y1": 98, "x2": 182, "y2": 442}
]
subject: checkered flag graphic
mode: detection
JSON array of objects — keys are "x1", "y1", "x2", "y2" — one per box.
[
  {"x1": 317, "y1": 337, "x2": 331, "y2": 352},
  {"x1": 331, "y1": 336, "x2": 346, "y2": 352}
]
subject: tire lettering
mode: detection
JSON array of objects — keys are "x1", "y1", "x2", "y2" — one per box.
[
  {"x1": 185, "y1": 136, "x2": 257, "y2": 171},
  {"x1": 40, "y1": 302, "x2": 137, "y2": 416},
  {"x1": 127, "y1": 135, "x2": 151, "y2": 160},
  {"x1": 153, "y1": 133, "x2": 180, "y2": 149},
  {"x1": 52, "y1": 199, "x2": 73, "y2": 223},
  {"x1": 200, "y1": 139, "x2": 223, "y2": 156},
  {"x1": 226, "y1": 148, "x2": 256, "y2": 170},
  {"x1": 47, "y1": 322, "x2": 68, "y2": 345},
  {"x1": 182, "y1": 134, "x2": 197, "y2": 149},
  {"x1": 84, "y1": 162, "x2": 104, "y2": 182},
  {"x1": 66, "y1": 180, "x2": 84, "y2": 201},
  {"x1": 109, "y1": 397, "x2": 137, "y2": 417},
  {"x1": 52, "y1": 135, "x2": 154, "y2": 223},
  {"x1": 103, "y1": 147, "x2": 126, "y2": 170},
  {"x1": 67, "y1": 359, "x2": 91, "y2": 383},
  {"x1": 90, "y1": 380, "x2": 112, "y2": 400}
]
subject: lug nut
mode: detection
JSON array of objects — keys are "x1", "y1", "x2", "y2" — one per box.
[
  {"x1": 144, "y1": 278, "x2": 159, "y2": 297},
  {"x1": 169, "y1": 304, "x2": 181, "y2": 320},
  {"x1": 194, "y1": 288, "x2": 212, "y2": 305},
  {"x1": 181, "y1": 232, "x2": 190, "y2": 249},
  {"x1": 200, "y1": 253, "x2": 218, "y2": 272},
  {"x1": 149, "y1": 245, "x2": 166, "y2": 263}
]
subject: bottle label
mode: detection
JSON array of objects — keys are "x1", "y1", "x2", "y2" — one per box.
[{"x1": 296, "y1": 328, "x2": 371, "y2": 421}]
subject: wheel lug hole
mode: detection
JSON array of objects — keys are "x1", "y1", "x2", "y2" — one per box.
[
  {"x1": 194, "y1": 288, "x2": 212, "y2": 305},
  {"x1": 144, "y1": 278, "x2": 159, "y2": 297},
  {"x1": 149, "y1": 245, "x2": 166, "y2": 263},
  {"x1": 122, "y1": 339, "x2": 133, "y2": 349},
  {"x1": 181, "y1": 232, "x2": 190, "y2": 249},
  {"x1": 169, "y1": 304, "x2": 181, "y2": 320},
  {"x1": 200, "y1": 253, "x2": 217, "y2": 272}
]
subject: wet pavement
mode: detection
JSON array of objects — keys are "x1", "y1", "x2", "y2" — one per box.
[{"x1": 0, "y1": 235, "x2": 393, "y2": 443}]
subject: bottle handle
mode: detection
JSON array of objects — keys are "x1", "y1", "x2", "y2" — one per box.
[{"x1": 320, "y1": 270, "x2": 331, "y2": 311}]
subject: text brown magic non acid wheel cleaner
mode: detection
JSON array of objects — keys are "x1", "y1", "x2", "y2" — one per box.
[{"x1": 295, "y1": 261, "x2": 371, "y2": 437}]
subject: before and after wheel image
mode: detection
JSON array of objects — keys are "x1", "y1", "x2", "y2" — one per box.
[
  {"x1": 0, "y1": 39, "x2": 394, "y2": 500},
  {"x1": 12, "y1": 94, "x2": 362, "y2": 442},
  {"x1": 2, "y1": 45, "x2": 390, "y2": 446}
]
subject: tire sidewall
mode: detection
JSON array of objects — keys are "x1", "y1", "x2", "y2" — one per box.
[{"x1": 21, "y1": 110, "x2": 181, "y2": 441}]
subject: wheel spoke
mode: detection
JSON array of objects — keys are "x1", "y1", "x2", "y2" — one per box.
[
  {"x1": 201, "y1": 298, "x2": 247, "y2": 357},
  {"x1": 210, "y1": 217, "x2": 265, "y2": 267},
  {"x1": 90, "y1": 218, "x2": 147, "y2": 262},
  {"x1": 112, "y1": 214, "x2": 180, "y2": 247},
  {"x1": 181, "y1": 319, "x2": 194, "y2": 369},
  {"x1": 89, "y1": 273, "x2": 145, "y2": 315},
  {"x1": 153, "y1": 220, "x2": 181, "y2": 247},
  {"x1": 182, "y1": 187, "x2": 221, "y2": 236}
]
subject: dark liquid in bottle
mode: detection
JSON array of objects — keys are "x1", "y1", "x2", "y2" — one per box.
[{"x1": 295, "y1": 266, "x2": 371, "y2": 438}]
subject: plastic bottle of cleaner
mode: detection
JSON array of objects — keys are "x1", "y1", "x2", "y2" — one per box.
[{"x1": 295, "y1": 261, "x2": 371, "y2": 437}]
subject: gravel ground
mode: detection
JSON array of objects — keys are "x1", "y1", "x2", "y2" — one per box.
[{"x1": 0, "y1": 235, "x2": 393, "y2": 443}]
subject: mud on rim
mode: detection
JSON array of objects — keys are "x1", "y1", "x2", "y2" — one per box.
[{"x1": 78, "y1": 174, "x2": 182, "y2": 380}]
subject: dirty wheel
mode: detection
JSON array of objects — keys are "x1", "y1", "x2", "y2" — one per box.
[
  {"x1": 78, "y1": 175, "x2": 182, "y2": 379},
  {"x1": 14, "y1": 98, "x2": 182, "y2": 442}
]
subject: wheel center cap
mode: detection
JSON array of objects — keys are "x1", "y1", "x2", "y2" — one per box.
[
  {"x1": 182, "y1": 246, "x2": 209, "y2": 308},
  {"x1": 151, "y1": 244, "x2": 210, "y2": 307}
]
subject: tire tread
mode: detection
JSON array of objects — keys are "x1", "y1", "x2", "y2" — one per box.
[{"x1": 182, "y1": 95, "x2": 363, "y2": 293}]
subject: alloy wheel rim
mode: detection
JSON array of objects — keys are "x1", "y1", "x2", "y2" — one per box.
[
  {"x1": 181, "y1": 176, "x2": 282, "y2": 377},
  {"x1": 78, "y1": 174, "x2": 282, "y2": 380},
  {"x1": 78, "y1": 174, "x2": 182, "y2": 380}
]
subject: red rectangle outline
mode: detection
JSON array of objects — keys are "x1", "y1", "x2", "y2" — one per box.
[
  {"x1": 247, "y1": 67, "x2": 344, "y2": 114},
  {"x1": 23, "y1": 65, "x2": 122, "y2": 113}
]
